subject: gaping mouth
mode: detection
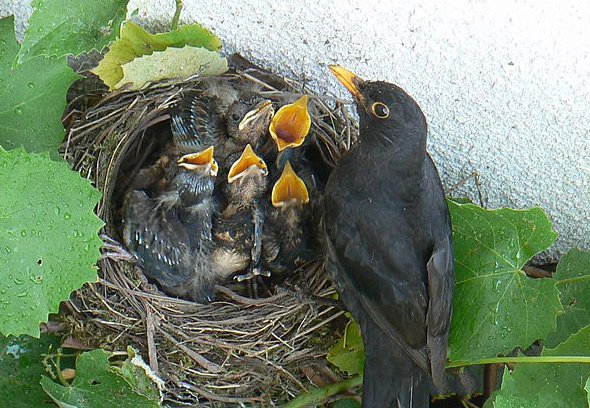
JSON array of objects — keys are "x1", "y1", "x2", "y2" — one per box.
[
  {"x1": 271, "y1": 161, "x2": 309, "y2": 207},
  {"x1": 329, "y1": 65, "x2": 365, "y2": 104},
  {"x1": 227, "y1": 144, "x2": 268, "y2": 183},
  {"x1": 268, "y1": 95, "x2": 311, "y2": 151},
  {"x1": 238, "y1": 100, "x2": 274, "y2": 132},
  {"x1": 178, "y1": 146, "x2": 218, "y2": 176}
]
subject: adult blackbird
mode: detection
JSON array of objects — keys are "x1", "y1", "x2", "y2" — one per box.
[
  {"x1": 122, "y1": 146, "x2": 219, "y2": 303},
  {"x1": 322, "y1": 66, "x2": 454, "y2": 407}
]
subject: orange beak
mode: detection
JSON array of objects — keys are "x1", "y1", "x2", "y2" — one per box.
[
  {"x1": 227, "y1": 144, "x2": 268, "y2": 183},
  {"x1": 329, "y1": 65, "x2": 365, "y2": 104},
  {"x1": 178, "y1": 146, "x2": 218, "y2": 176},
  {"x1": 271, "y1": 161, "x2": 310, "y2": 207},
  {"x1": 269, "y1": 95, "x2": 311, "y2": 152}
]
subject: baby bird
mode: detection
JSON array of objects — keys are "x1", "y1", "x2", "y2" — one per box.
[
  {"x1": 263, "y1": 161, "x2": 317, "y2": 279},
  {"x1": 169, "y1": 91, "x2": 226, "y2": 155},
  {"x1": 122, "y1": 146, "x2": 219, "y2": 303},
  {"x1": 210, "y1": 144, "x2": 270, "y2": 283}
]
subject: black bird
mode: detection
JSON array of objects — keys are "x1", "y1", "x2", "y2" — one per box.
[
  {"x1": 210, "y1": 144, "x2": 270, "y2": 283},
  {"x1": 263, "y1": 161, "x2": 317, "y2": 279},
  {"x1": 322, "y1": 66, "x2": 454, "y2": 407},
  {"x1": 122, "y1": 146, "x2": 219, "y2": 303}
]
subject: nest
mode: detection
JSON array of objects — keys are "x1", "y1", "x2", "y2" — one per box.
[{"x1": 60, "y1": 54, "x2": 357, "y2": 406}]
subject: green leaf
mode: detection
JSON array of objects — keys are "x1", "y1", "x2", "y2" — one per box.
[
  {"x1": 327, "y1": 319, "x2": 365, "y2": 376},
  {"x1": 41, "y1": 349, "x2": 161, "y2": 407},
  {"x1": 0, "y1": 334, "x2": 62, "y2": 407},
  {"x1": 447, "y1": 201, "x2": 560, "y2": 363},
  {"x1": 492, "y1": 324, "x2": 590, "y2": 408},
  {"x1": 116, "y1": 45, "x2": 228, "y2": 90},
  {"x1": 333, "y1": 398, "x2": 362, "y2": 408},
  {"x1": 92, "y1": 21, "x2": 222, "y2": 89},
  {"x1": 585, "y1": 377, "x2": 590, "y2": 406},
  {"x1": 0, "y1": 17, "x2": 79, "y2": 154},
  {"x1": 17, "y1": 0, "x2": 128, "y2": 63},
  {"x1": 0, "y1": 148, "x2": 104, "y2": 337},
  {"x1": 546, "y1": 248, "x2": 590, "y2": 348}
]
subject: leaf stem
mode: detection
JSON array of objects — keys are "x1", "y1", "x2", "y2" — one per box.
[
  {"x1": 283, "y1": 375, "x2": 363, "y2": 408},
  {"x1": 447, "y1": 355, "x2": 590, "y2": 368},
  {"x1": 55, "y1": 348, "x2": 69, "y2": 387},
  {"x1": 171, "y1": 0, "x2": 183, "y2": 31}
]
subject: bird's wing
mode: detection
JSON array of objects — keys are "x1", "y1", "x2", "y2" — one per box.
[
  {"x1": 426, "y1": 230, "x2": 454, "y2": 388},
  {"x1": 170, "y1": 91, "x2": 225, "y2": 153},
  {"x1": 322, "y1": 207, "x2": 431, "y2": 374},
  {"x1": 123, "y1": 190, "x2": 193, "y2": 287}
]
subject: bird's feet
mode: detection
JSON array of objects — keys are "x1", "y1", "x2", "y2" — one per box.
[
  {"x1": 99, "y1": 235, "x2": 136, "y2": 262},
  {"x1": 233, "y1": 265, "x2": 271, "y2": 282}
]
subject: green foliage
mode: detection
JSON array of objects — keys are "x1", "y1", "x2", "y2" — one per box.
[
  {"x1": 17, "y1": 0, "x2": 128, "y2": 63},
  {"x1": 0, "y1": 16, "x2": 78, "y2": 154},
  {"x1": 489, "y1": 324, "x2": 590, "y2": 408},
  {"x1": 333, "y1": 398, "x2": 362, "y2": 408},
  {"x1": 0, "y1": 148, "x2": 104, "y2": 337},
  {"x1": 0, "y1": 334, "x2": 62, "y2": 407},
  {"x1": 448, "y1": 201, "x2": 561, "y2": 362},
  {"x1": 546, "y1": 248, "x2": 590, "y2": 348},
  {"x1": 116, "y1": 45, "x2": 228, "y2": 90},
  {"x1": 327, "y1": 319, "x2": 365, "y2": 376},
  {"x1": 92, "y1": 21, "x2": 223, "y2": 89},
  {"x1": 41, "y1": 348, "x2": 162, "y2": 407}
]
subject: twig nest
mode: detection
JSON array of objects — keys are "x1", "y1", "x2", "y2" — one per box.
[{"x1": 62, "y1": 54, "x2": 356, "y2": 406}]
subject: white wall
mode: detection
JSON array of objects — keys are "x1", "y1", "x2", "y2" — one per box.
[{"x1": 3, "y1": 0, "x2": 589, "y2": 261}]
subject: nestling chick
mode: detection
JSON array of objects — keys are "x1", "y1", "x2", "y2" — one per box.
[
  {"x1": 122, "y1": 147, "x2": 219, "y2": 303},
  {"x1": 210, "y1": 144, "x2": 270, "y2": 283},
  {"x1": 263, "y1": 161, "x2": 317, "y2": 280}
]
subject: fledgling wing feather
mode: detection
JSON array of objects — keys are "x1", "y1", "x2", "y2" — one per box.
[
  {"x1": 123, "y1": 190, "x2": 194, "y2": 288},
  {"x1": 170, "y1": 90, "x2": 226, "y2": 154}
]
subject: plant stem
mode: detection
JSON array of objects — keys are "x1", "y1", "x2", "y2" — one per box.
[
  {"x1": 447, "y1": 355, "x2": 590, "y2": 368},
  {"x1": 171, "y1": 0, "x2": 183, "y2": 31},
  {"x1": 283, "y1": 375, "x2": 363, "y2": 408},
  {"x1": 55, "y1": 348, "x2": 69, "y2": 387}
]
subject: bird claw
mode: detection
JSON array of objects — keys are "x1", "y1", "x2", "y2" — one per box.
[
  {"x1": 233, "y1": 266, "x2": 271, "y2": 282},
  {"x1": 99, "y1": 239, "x2": 136, "y2": 262}
]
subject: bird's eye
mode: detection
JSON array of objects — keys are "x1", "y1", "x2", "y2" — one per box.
[
  {"x1": 371, "y1": 102, "x2": 389, "y2": 119},
  {"x1": 231, "y1": 113, "x2": 241, "y2": 122}
]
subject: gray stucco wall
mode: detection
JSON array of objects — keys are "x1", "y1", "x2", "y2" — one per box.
[{"x1": 2, "y1": 0, "x2": 589, "y2": 261}]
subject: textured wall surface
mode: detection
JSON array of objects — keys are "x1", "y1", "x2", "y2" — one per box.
[{"x1": 2, "y1": 1, "x2": 589, "y2": 260}]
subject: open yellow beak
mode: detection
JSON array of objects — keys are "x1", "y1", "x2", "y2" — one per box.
[
  {"x1": 178, "y1": 146, "x2": 218, "y2": 176},
  {"x1": 329, "y1": 65, "x2": 364, "y2": 103},
  {"x1": 269, "y1": 95, "x2": 311, "y2": 152},
  {"x1": 227, "y1": 144, "x2": 268, "y2": 183},
  {"x1": 271, "y1": 161, "x2": 310, "y2": 207}
]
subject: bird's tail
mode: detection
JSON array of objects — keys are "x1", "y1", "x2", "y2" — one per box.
[{"x1": 361, "y1": 319, "x2": 431, "y2": 408}]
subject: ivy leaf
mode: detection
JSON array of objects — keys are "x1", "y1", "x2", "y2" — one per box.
[
  {"x1": 546, "y1": 248, "x2": 590, "y2": 348},
  {"x1": 17, "y1": 0, "x2": 128, "y2": 63},
  {"x1": 327, "y1": 319, "x2": 365, "y2": 376},
  {"x1": 116, "y1": 45, "x2": 228, "y2": 90},
  {"x1": 447, "y1": 201, "x2": 561, "y2": 363},
  {"x1": 0, "y1": 148, "x2": 104, "y2": 337},
  {"x1": 92, "y1": 21, "x2": 222, "y2": 89},
  {"x1": 0, "y1": 16, "x2": 78, "y2": 155},
  {"x1": 491, "y1": 324, "x2": 590, "y2": 408},
  {"x1": 40, "y1": 348, "x2": 162, "y2": 407},
  {"x1": 0, "y1": 334, "x2": 63, "y2": 407}
]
